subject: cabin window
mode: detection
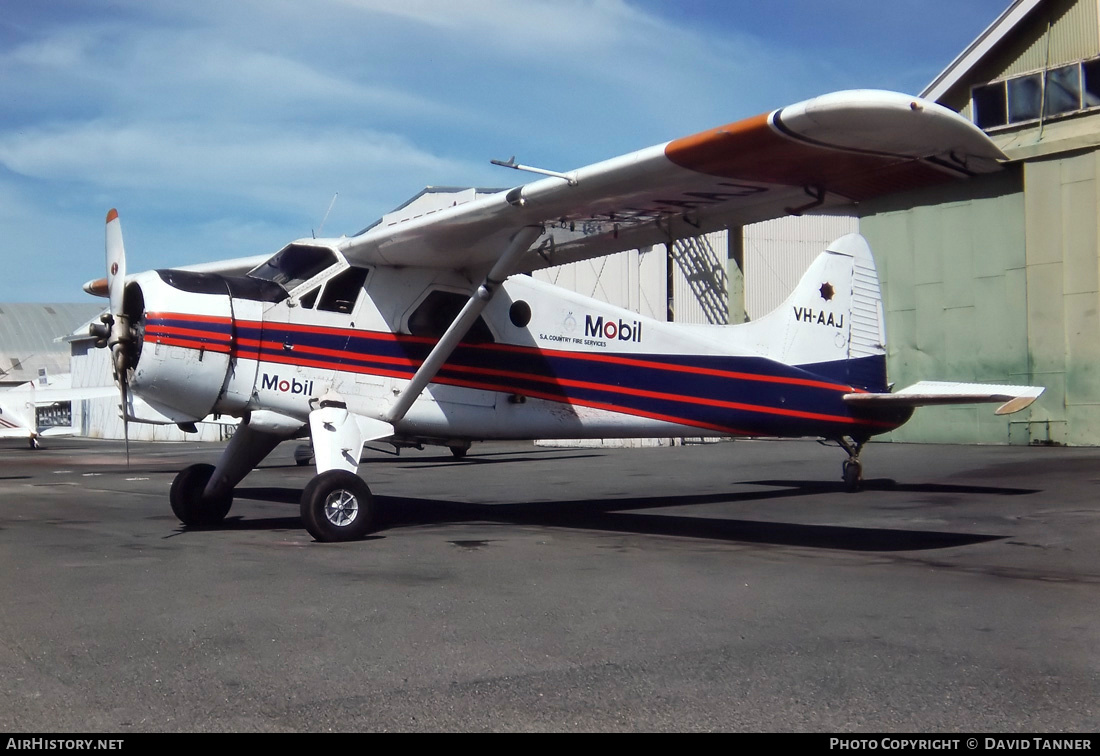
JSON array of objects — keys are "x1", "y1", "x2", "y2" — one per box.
[
  {"x1": 317, "y1": 267, "x2": 369, "y2": 313},
  {"x1": 509, "y1": 300, "x2": 532, "y2": 328},
  {"x1": 408, "y1": 290, "x2": 495, "y2": 343}
]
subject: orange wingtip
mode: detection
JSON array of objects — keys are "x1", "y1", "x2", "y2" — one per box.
[{"x1": 106, "y1": 208, "x2": 118, "y2": 223}]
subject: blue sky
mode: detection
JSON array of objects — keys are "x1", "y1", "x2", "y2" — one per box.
[{"x1": 1, "y1": 0, "x2": 1010, "y2": 302}]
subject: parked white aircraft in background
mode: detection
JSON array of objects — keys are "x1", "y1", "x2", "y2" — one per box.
[
  {"x1": 83, "y1": 90, "x2": 1043, "y2": 542},
  {"x1": 0, "y1": 371, "x2": 114, "y2": 448}
]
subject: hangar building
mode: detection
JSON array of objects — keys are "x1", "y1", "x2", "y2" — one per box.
[
  {"x1": 0, "y1": 303, "x2": 102, "y2": 388},
  {"x1": 860, "y1": 0, "x2": 1100, "y2": 445}
]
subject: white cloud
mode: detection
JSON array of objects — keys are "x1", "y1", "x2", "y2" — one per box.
[{"x1": 0, "y1": 0, "x2": 999, "y2": 301}]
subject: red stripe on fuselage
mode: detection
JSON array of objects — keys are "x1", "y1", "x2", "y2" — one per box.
[
  {"x1": 145, "y1": 312, "x2": 233, "y2": 326},
  {"x1": 144, "y1": 334, "x2": 232, "y2": 353},
  {"x1": 145, "y1": 324, "x2": 232, "y2": 343},
  {"x1": 152, "y1": 313, "x2": 890, "y2": 433}
]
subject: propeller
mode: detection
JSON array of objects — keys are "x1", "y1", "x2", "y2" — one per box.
[{"x1": 90, "y1": 209, "x2": 135, "y2": 464}]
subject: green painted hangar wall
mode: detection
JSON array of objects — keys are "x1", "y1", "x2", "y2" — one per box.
[
  {"x1": 859, "y1": 148, "x2": 1100, "y2": 446},
  {"x1": 851, "y1": 0, "x2": 1100, "y2": 446}
]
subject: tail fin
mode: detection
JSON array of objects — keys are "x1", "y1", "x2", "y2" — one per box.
[{"x1": 741, "y1": 233, "x2": 887, "y2": 391}]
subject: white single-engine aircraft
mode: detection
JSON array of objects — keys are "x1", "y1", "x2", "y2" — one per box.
[
  {"x1": 84, "y1": 90, "x2": 1043, "y2": 542},
  {"x1": 0, "y1": 372, "x2": 115, "y2": 448}
]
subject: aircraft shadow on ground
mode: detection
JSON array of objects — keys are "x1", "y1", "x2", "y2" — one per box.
[
  {"x1": 224, "y1": 482, "x2": 1014, "y2": 551},
  {"x1": 260, "y1": 449, "x2": 604, "y2": 471},
  {"x1": 748, "y1": 479, "x2": 1039, "y2": 496}
]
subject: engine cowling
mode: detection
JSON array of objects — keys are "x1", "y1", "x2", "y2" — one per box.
[
  {"x1": 124, "y1": 271, "x2": 233, "y2": 422},
  {"x1": 124, "y1": 269, "x2": 265, "y2": 423}
]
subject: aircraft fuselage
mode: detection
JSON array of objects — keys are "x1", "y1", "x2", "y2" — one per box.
[{"x1": 123, "y1": 255, "x2": 909, "y2": 448}]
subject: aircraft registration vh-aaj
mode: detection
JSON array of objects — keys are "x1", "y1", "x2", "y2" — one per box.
[{"x1": 83, "y1": 90, "x2": 1044, "y2": 542}]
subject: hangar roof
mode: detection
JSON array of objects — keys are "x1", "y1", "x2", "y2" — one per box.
[
  {"x1": 922, "y1": 0, "x2": 1044, "y2": 102},
  {"x1": 0, "y1": 302, "x2": 105, "y2": 386}
]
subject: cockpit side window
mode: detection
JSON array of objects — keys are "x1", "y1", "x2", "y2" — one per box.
[
  {"x1": 317, "y1": 267, "x2": 369, "y2": 313},
  {"x1": 248, "y1": 244, "x2": 337, "y2": 291},
  {"x1": 299, "y1": 287, "x2": 320, "y2": 309}
]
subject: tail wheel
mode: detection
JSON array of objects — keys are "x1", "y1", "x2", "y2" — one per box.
[
  {"x1": 170, "y1": 463, "x2": 233, "y2": 526},
  {"x1": 842, "y1": 459, "x2": 863, "y2": 493},
  {"x1": 300, "y1": 470, "x2": 375, "y2": 542}
]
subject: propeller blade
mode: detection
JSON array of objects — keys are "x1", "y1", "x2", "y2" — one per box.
[
  {"x1": 105, "y1": 208, "x2": 126, "y2": 318},
  {"x1": 105, "y1": 208, "x2": 131, "y2": 466}
]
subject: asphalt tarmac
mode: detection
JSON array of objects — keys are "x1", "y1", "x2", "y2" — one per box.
[{"x1": 0, "y1": 436, "x2": 1097, "y2": 732}]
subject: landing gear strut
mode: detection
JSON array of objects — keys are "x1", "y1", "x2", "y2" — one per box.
[{"x1": 834, "y1": 437, "x2": 867, "y2": 492}]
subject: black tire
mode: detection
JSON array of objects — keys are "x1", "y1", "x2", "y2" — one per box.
[
  {"x1": 170, "y1": 463, "x2": 233, "y2": 526},
  {"x1": 300, "y1": 470, "x2": 375, "y2": 542},
  {"x1": 842, "y1": 459, "x2": 863, "y2": 493},
  {"x1": 449, "y1": 445, "x2": 468, "y2": 459}
]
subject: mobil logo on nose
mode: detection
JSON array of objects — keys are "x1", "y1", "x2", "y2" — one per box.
[{"x1": 261, "y1": 373, "x2": 314, "y2": 395}]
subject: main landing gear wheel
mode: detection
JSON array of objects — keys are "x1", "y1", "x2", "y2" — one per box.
[
  {"x1": 300, "y1": 470, "x2": 376, "y2": 542},
  {"x1": 170, "y1": 463, "x2": 233, "y2": 527}
]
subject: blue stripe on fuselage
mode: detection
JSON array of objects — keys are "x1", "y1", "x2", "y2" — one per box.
[{"x1": 231, "y1": 321, "x2": 895, "y2": 437}]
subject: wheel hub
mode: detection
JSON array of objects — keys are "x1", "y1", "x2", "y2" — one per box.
[{"x1": 324, "y1": 489, "x2": 359, "y2": 527}]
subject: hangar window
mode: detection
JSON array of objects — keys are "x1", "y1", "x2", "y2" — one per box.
[
  {"x1": 408, "y1": 290, "x2": 494, "y2": 343},
  {"x1": 973, "y1": 56, "x2": 1100, "y2": 130},
  {"x1": 1045, "y1": 64, "x2": 1080, "y2": 117},
  {"x1": 972, "y1": 81, "x2": 1007, "y2": 129},
  {"x1": 1007, "y1": 73, "x2": 1042, "y2": 122}
]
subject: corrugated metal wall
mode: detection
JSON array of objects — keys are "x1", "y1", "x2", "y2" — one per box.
[
  {"x1": 0, "y1": 303, "x2": 102, "y2": 386},
  {"x1": 533, "y1": 245, "x2": 667, "y2": 321},
  {"x1": 999, "y1": 0, "x2": 1098, "y2": 76},
  {"x1": 670, "y1": 231, "x2": 728, "y2": 324},
  {"x1": 742, "y1": 216, "x2": 859, "y2": 319}
]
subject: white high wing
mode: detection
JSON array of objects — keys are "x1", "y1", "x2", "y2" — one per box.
[{"x1": 82, "y1": 90, "x2": 1043, "y2": 542}]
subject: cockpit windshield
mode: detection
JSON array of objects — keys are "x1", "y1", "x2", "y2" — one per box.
[{"x1": 248, "y1": 244, "x2": 338, "y2": 291}]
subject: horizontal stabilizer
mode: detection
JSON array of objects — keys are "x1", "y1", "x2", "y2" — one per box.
[{"x1": 844, "y1": 381, "x2": 1044, "y2": 416}]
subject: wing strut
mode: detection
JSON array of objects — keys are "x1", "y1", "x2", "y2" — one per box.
[{"x1": 383, "y1": 225, "x2": 543, "y2": 425}]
